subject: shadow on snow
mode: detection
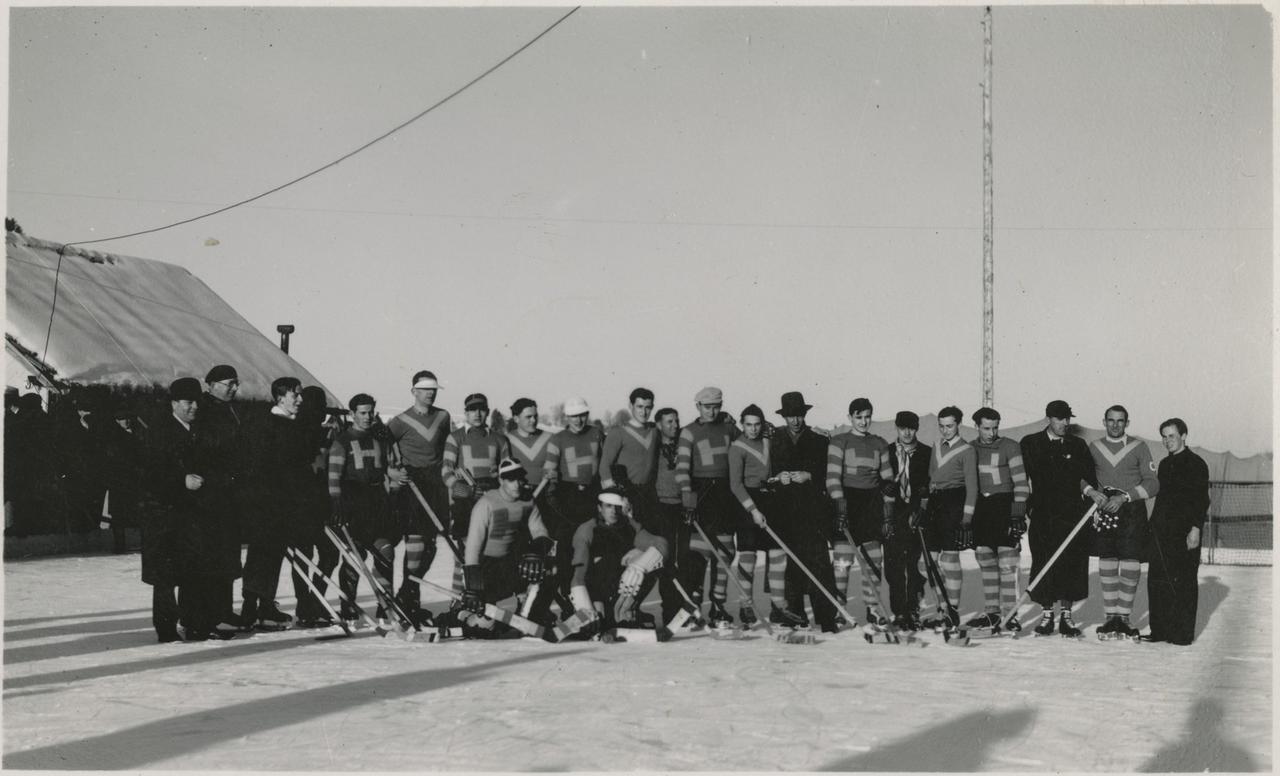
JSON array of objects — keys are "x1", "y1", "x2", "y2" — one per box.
[
  {"x1": 817, "y1": 707, "x2": 1036, "y2": 771},
  {"x1": 1139, "y1": 698, "x2": 1259, "y2": 772}
]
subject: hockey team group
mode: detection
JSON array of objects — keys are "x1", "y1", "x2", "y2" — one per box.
[{"x1": 145, "y1": 366, "x2": 1211, "y2": 647}]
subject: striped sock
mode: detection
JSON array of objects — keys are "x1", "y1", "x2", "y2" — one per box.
[
  {"x1": 860, "y1": 542, "x2": 885, "y2": 610},
  {"x1": 832, "y1": 539, "x2": 855, "y2": 602},
  {"x1": 938, "y1": 551, "x2": 963, "y2": 610},
  {"x1": 402, "y1": 534, "x2": 425, "y2": 591},
  {"x1": 997, "y1": 546, "x2": 1020, "y2": 616},
  {"x1": 737, "y1": 550, "x2": 757, "y2": 606},
  {"x1": 975, "y1": 547, "x2": 1000, "y2": 612},
  {"x1": 1098, "y1": 557, "x2": 1120, "y2": 616},
  {"x1": 1117, "y1": 559, "x2": 1141, "y2": 618},
  {"x1": 449, "y1": 538, "x2": 466, "y2": 595},
  {"x1": 712, "y1": 553, "x2": 729, "y2": 604},
  {"x1": 766, "y1": 550, "x2": 788, "y2": 609}
]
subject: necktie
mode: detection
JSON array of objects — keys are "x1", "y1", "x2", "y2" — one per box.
[{"x1": 897, "y1": 444, "x2": 911, "y2": 503}]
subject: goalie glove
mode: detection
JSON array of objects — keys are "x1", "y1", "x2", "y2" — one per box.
[
  {"x1": 519, "y1": 536, "x2": 555, "y2": 582},
  {"x1": 450, "y1": 479, "x2": 474, "y2": 501},
  {"x1": 461, "y1": 564, "x2": 485, "y2": 614},
  {"x1": 618, "y1": 546, "x2": 664, "y2": 596},
  {"x1": 1009, "y1": 515, "x2": 1028, "y2": 542}
]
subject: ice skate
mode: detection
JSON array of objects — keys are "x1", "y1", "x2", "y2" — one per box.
[
  {"x1": 738, "y1": 605, "x2": 758, "y2": 627},
  {"x1": 255, "y1": 601, "x2": 293, "y2": 631},
  {"x1": 1033, "y1": 610, "x2": 1055, "y2": 637},
  {"x1": 1096, "y1": 615, "x2": 1121, "y2": 640},
  {"x1": 1057, "y1": 610, "x2": 1083, "y2": 638},
  {"x1": 768, "y1": 604, "x2": 808, "y2": 629},
  {"x1": 707, "y1": 601, "x2": 734, "y2": 629},
  {"x1": 965, "y1": 611, "x2": 1002, "y2": 632}
]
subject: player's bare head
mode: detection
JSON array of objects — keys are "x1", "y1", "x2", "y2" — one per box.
[
  {"x1": 848, "y1": 398, "x2": 873, "y2": 432},
  {"x1": 1104, "y1": 405, "x2": 1130, "y2": 437},
  {"x1": 349, "y1": 393, "x2": 376, "y2": 430},
  {"x1": 740, "y1": 404, "x2": 764, "y2": 440},
  {"x1": 655, "y1": 407, "x2": 680, "y2": 438},
  {"x1": 973, "y1": 407, "x2": 1000, "y2": 442},
  {"x1": 1160, "y1": 417, "x2": 1188, "y2": 453},
  {"x1": 511, "y1": 398, "x2": 538, "y2": 433},
  {"x1": 629, "y1": 388, "x2": 655, "y2": 421},
  {"x1": 937, "y1": 406, "x2": 963, "y2": 441}
]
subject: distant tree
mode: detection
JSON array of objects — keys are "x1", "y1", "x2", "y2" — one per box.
[
  {"x1": 600, "y1": 409, "x2": 616, "y2": 428},
  {"x1": 544, "y1": 403, "x2": 565, "y2": 428},
  {"x1": 489, "y1": 409, "x2": 506, "y2": 434},
  {"x1": 612, "y1": 409, "x2": 632, "y2": 428},
  {"x1": 6, "y1": 217, "x2": 23, "y2": 234}
]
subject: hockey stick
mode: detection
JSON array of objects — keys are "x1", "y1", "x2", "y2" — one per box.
[
  {"x1": 691, "y1": 522, "x2": 774, "y2": 637},
  {"x1": 286, "y1": 545, "x2": 393, "y2": 639},
  {"x1": 842, "y1": 527, "x2": 911, "y2": 645},
  {"x1": 762, "y1": 523, "x2": 860, "y2": 627},
  {"x1": 325, "y1": 525, "x2": 418, "y2": 633},
  {"x1": 406, "y1": 479, "x2": 465, "y2": 564},
  {"x1": 997, "y1": 503, "x2": 1099, "y2": 629},
  {"x1": 283, "y1": 547, "x2": 353, "y2": 637},
  {"x1": 410, "y1": 574, "x2": 547, "y2": 639}
]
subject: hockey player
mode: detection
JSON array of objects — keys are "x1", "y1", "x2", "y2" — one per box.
[
  {"x1": 676, "y1": 387, "x2": 741, "y2": 627},
  {"x1": 826, "y1": 398, "x2": 895, "y2": 625},
  {"x1": 965, "y1": 407, "x2": 1029, "y2": 633},
  {"x1": 599, "y1": 388, "x2": 660, "y2": 530},
  {"x1": 458, "y1": 458, "x2": 553, "y2": 638},
  {"x1": 386, "y1": 370, "x2": 451, "y2": 622},
  {"x1": 505, "y1": 398, "x2": 552, "y2": 489},
  {"x1": 327, "y1": 394, "x2": 402, "y2": 624},
  {"x1": 1019, "y1": 400, "x2": 1099, "y2": 637},
  {"x1": 727, "y1": 404, "x2": 789, "y2": 625},
  {"x1": 652, "y1": 407, "x2": 691, "y2": 625},
  {"x1": 1088, "y1": 405, "x2": 1160, "y2": 640},
  {"x1": 921, "y1": 406, "x2": 978, "y2": 629},
  {"x1": 443, "y1": 393, "x2": 510, "y2": 594},
  {"x1": 566, "y1": 488, "x2": 670, "y2": 639},
  {"x1": 770, "y1": 392, "x2": 836, "y2": 631},
  {"x1": 884, "y1": 410, "x2": 931, "y2": 630},
  {"x1": 1142, "y1": 418, "x2": 1209, "y2": 645}
]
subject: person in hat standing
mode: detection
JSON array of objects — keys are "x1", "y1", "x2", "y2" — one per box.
[
  {"x1": 531, "y1": 397, "x2": 603, "y2": 616},
  {"x1": 239, "y1": 377, "x2": 312, "y2": 630},
  {"x1": 442, "y1": 392, "x2": 510, "y2": 596},
  {"x1": 198, "y1": 364, "x2": 248, "y2": 630},
  {"x1": 675, "y1": 387, "x2": 741, "y2": 627},
  {"x1": 964, "y1": 407, "x2": 1030, "y2": 634},
  {"x1": 769, "y1": 391, "x2": 836, "y2": 630},
  {"x1": 98, "y1": 403, "x2": 144, "y2": 554},
  {"x1": 921, "y1": 406, "x2": 978, "y2": 629},
  {"x1": 826, "y1": 398, "x2": 896, "y2": 626},
  {"x1": 1019, "y1": 400, "x2": 1099, "y2": 636},
  {"x1": 564, "y1": 487, "x2": 671, "y2": 640},
  {"x1": 54, "y1": 389, "x2": 106, "y2": 534},
  {"x1": 1088, "y1": 405, "x2": 1160, "y2": 640},
  {"x1": 386, "y1": 370, "x2": 451, "y2": 622},
  {"x1": 142, "y1": 378, "x2": 232, "y2": 641},
  {"x1": 456, "y1": 458, "x2": 553, "y2": 638},
  {"x1": 1142, "y1": 418, "x2": 1209, "y2": 645},
  {"x1": 884, "y1": 410, "x2": 931, "y2": 629}
]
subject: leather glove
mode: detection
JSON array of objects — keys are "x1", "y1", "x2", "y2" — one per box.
[
  {"x1": 908, "y1": 508, "x2": 924, "y2": 530},
  {"x1": 449, "y1": 516, "x2": 469, "y2": 542},
  {"x1": 1009, "y1": 516, "x2": 1028, "y2": 542},
  {"x1": 461, "y1": 564, "x2": 485, "y2": 614},
  {"x1": 327, "y1": 497, "x2": 346, "y2": 528},
  {"x1": 519, "y1": 537, "x2": 554, "y2": 582},
  {"x1": 681, "y1": 490, "x2": 697, "y2": 510},
  {"x1": 682, "y1": 508, "x2": 697, "y2": 526},
  {"x1": 450, "y1": 479, "x2": 474, "y2": 500},
  {"x1": 957, "y1": 524, "x2": 974, "y2": 550}
]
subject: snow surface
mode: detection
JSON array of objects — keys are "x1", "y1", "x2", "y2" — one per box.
[{"x1": 3, "y1": 545, "x2": 1271, "y2": 772}]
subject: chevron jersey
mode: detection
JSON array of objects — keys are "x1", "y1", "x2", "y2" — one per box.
[
  {"x1": 443, "y1": 426, "x2": 508, "y2": 487},
  {"x1": 972, "y1": 436, "x2": 1029, "y2": 505},
  {"x1": 327, "y1": 427, "x2": 388, "y2": 497},
  {"x1": 464, "y1": 488, "x2": 549, "y2": 564},
  {"x1": 929, "y1": 436, "x2": 979, "y2": 517},
  {"x1": 728, "y1": 437, "x2": 771, "y2": 512},
  {"x1": 600, "y1": 421, "x2": 660, "y2": 489},
  {"x1": 387, "y1": 406, "x2": 451, "y2": 470},
  {"x1": 675, "y1": 419, "x2": 740, "y2": 489},
  {"x1": 544, "y1": 426, "x2": 604, "y2": 485},
  {"x1": 1089, "y1": 436, "x2": 1159, "y2": 502},
  {"x1": 506, "y1": 429, "x2": 553, "y2": 488},
  {"x1": 826, "y1": 431, "x2": 894, "y2": 497}
]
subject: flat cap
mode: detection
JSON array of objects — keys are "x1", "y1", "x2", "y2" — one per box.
[
  {"x1": 894, "y1": 410, "x2": 920, "y2": 430},
  {"x1": 695, "y1": 386, "x2": 723, "y2": 404},
  {"x1": 205, "y1": 364, "x2": 238, "y2": 384},
  {"x1": 464, "y1": 392, "x2": 489, "y2": 410}
]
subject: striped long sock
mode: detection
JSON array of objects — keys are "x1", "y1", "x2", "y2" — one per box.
[
  {"x1": 997, "y1": 546, "x2": 1020, "y2": 616},
  {"x1": 766, "y1": 550, "x2": 788, "y2": 609},
  {"x1": 1117, "y1": 559, "x2": 1142, "y2": 618},
  {"x1": 938, "y1": 551, "x2": 963, "y2": 610},
  {"x1": 737, "y1": 550, "x2": 757, "y2": 608},
  {"x1": 860, "y1": 542, "x2": 885, "y2": 612},
  {"x1": 974, "y1": 547, "x2": 1000, "y2": 613},
  {"x1": 1098, "y1": 557, "x2": 1120, "y2": 617},
  {"x1": 832, "y1": 538, "x2": 855, "y2": 603},
  {"x1": 712, "y1": 539, "x2": 730, "y2": 603},
  {"x1": 449, "y1": 539, "x2": 467, "y2": 595},
  {"x1": 401, "y1": 534, "x2": 427, "y2": 596}
]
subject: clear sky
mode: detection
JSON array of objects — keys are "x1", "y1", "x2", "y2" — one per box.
[{"x1": 6, "y1": 4, "x2": 1273, "y2": 454}]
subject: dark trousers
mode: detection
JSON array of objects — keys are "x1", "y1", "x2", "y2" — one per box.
[
  {"x1": 242, "y1": 542, "x2": 285, "y2": 601},
  {"x1": 290, "y1": 532, "x2": 341, "y2": 619},
  {"x1": 783, "y1": 537, "x2": 838, "y2": 629},
  {"x1": 1147, "y1": 536, "x2": 1201, "y2": 645},
  {"x1": 153, "y1": 577, "x2": 222, "y2": 640},
  {"x1": 656, "y1": 501, "x2": 690, "y2": 622},
  {"x1": 884, "y1": 502, "x2": 926, "y2": 617}
]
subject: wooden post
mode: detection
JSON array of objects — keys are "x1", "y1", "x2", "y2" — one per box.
[{"x1": 982, "y1": 5, "x2": 994, "y2": 408}]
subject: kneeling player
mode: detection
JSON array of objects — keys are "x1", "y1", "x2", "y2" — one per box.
[
  {"x1": 568, "y1": 489, "x2": 670, "y2": 639},
  {"x1": 455, "y1": 458, "x2": 553, "y2": 638}
]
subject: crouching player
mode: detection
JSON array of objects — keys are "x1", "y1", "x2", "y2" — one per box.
[
  {"x1": 568, "y1": 488, "x2": 672, "y2": 641},
  {"x1": 454, "y1": 458, "x2": 553, "y2": 638}
]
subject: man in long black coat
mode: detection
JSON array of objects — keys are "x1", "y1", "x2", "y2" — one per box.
[
  {"x1": 144, "y1": 378, "x2": 236, "y2": 642},
  {"x1": 770, "y1": 392, "x2": 838, "y2": 632},
  {"x1": 1142, "y1": 418, "x2": 1211, "y2": 645},
  {"x1": 1019, "y1": 400, "x2": 1099, "y2": 635},
  {"x1": 198, "y1": 364, "x2": 248, "y2": 629}
]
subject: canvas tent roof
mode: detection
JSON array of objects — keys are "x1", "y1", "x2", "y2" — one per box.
[
  {"x1": 826, "y1": 414, "x2": 1272, "y2": 483},
  {"x1": 5, "y1": 232, "x2": 336, "y2": 404}
]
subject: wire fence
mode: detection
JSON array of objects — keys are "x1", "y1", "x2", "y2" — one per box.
[{"x1": 1202, "y1": 482, "x2": 1272, "y2": 566}]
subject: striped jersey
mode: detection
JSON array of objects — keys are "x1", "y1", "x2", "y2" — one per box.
[
  {"x1": 506, "y1": 429, "x2": 553, "y2": 488},
  {"x1": 826, "y1": 431, "x2": 894, "y2": 497},
  {"x1": 1089, "y1": 436, "x2": 1160, "y2": 502},
  {"x1": 464, "y1": 488, "x2": 549, "y2": 564},
  {"x1": 544, "y1": 425, "x2": 604, "y2": 484},
  {"x1": 326, "y1": 427, "x2": 388, "y2": 497},
  {"x1": 442, "y1": 426, "x2": 509, "y2": 487},
  {"x1": 654, "y1": 437, "x2": 682, "y2": 504},
  {"x1": 929, "y1": 436, "x2": 979, "y2": 517},
  {"x1": 599, "y1": 421, "x2": 660, "y2": 489},
  {"x1": 387, "y1": 406, "x2": 451, "y2": 470},
  {"x1": 728, "y1": 436, "x2": 771, "y2": 512},
  {"x1": 972, "y1": 436, "x2": 1029, "y2": 506},
  {"x1": 675, "y1": 418, "x2": 740, "y2": 490}
]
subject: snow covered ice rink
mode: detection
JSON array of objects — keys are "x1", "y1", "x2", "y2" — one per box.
[{"x1": 3, "y1": 546, "x2": 1271, "y2": 771}]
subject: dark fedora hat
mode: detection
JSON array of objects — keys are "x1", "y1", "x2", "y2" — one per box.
[{"x1": 777, "y1": 391, "x2": 813, "y2": 416}]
